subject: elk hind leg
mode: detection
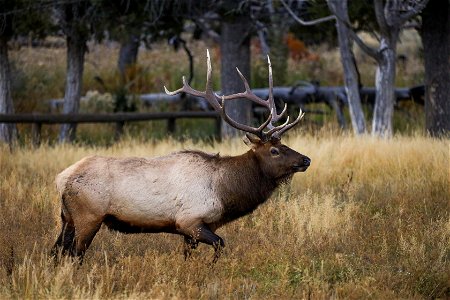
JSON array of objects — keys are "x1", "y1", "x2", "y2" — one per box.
[
  {"x1": 51, "y1": 211, "x2": 76, "y2": 259},
  {"x1": 73, "y1": 217, "x2": 103, "y2": 263}
]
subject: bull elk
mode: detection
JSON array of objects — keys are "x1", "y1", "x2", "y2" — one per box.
[{"x1": 51, "y1": 50, "x2": 311, "y2": 262}]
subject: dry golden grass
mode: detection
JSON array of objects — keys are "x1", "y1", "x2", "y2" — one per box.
[{"x1": 0, "y1": 132, "x2": 448, "y2": 299}]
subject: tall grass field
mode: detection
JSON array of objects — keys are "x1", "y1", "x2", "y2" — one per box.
[{"x1": 0, "y1": 133, "x2": 448, "y2": 299}]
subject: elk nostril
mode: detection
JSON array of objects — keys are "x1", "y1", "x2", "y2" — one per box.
[{"x1": 303, "y1": 157, "x2": 311, "y2": 166}]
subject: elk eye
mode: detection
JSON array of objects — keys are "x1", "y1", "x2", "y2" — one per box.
[{"x1": 270, "y1": 147, "x2": 280, "y2": 156}]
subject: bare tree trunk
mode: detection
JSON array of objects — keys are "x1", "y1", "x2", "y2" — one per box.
[
  {"x1": 372, "y1": 37, "x2": 397, "y2": 138},
  {"x1": 58, "y1": 34, "x2": 87, "y2": 143},
  {"x1": 268, "y1": 27, "x2": 288, "y2": 86},
  {"x1": 220, "y1": 14, "x2": 252, "y2": 138},
  {"x1": 0, "y1": 36, "x2": 17, "y2": 146},
  {"x1": 118, "y1": 33, "x2": 140, "y2": 82},
  {"x1": 330, "y1": 0, "x2": 366, "y2": 135},
  {"x1": 114, "y1": 34, "x2": 139, "y2": 141},
  {"x1": 421, "y1": 0, "x2": 450, "y2": 137},
  {"x1": 267, "y1": 1, "x2": 289, "y2": 86}
]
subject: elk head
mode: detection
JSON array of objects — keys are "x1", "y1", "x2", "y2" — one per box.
[{"x1": 165, "y1": 50, "x2": 311, "y2": 178}]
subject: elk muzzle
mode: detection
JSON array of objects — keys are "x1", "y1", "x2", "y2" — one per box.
[{"x1": 293, "y1": 155, "x2": 311, "y2": 172}]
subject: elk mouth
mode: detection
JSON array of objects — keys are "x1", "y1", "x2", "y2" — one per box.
[
  {"x1": 292, "y1": 165, "x2": 309, "y2": 172},
  {"x1": 292, "y1": 157, "x2": 311, "y2": 172}
]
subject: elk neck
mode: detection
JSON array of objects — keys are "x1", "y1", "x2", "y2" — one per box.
[{"x1": 214, "y1": 150, "x2": 280, "y2": 224}]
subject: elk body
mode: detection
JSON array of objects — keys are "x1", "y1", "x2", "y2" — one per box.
[{"x1": 52, "y1": 51, "x2": 311, "y2": 262}]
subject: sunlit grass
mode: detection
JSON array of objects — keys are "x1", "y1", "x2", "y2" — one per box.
[{"x1": 0, "y1": 133, "x2": 448, "y2": 298}]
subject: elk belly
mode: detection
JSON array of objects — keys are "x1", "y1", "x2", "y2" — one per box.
[{"x1": 106, "y1": 157, "x2": 224, "y2": 231}]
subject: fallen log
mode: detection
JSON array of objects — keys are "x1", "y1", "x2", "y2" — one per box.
[
  {"x1": 47, "y1": 85, "x2": 423, "y2": 129},
  {"x1": 48, "y1": 85, "x2": 422, "y2": 110}
]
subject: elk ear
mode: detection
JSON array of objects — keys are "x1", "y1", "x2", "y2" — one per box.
[{"x1": 243, "y1": 133, "x2": 261, "y2": 151}]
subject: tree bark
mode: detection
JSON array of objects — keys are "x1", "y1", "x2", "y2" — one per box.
[
  {"x1": 421, "y1": 0, "x2": 450, "y2": 137},
  {"x1": 267, "y1": 2, "x2": 289, "y2": 86},
  {"x1": 0, "y1": 36, "x2": 17, "y2": 145},
  {"x1": 330, "y1": 0, "x2": 366, "y2": 135},
  {"x1": 58, "y1": 34, "x2": 87, "y2": 143},
  {"x1": 372, "y1": 37, "x2": 397, "y2": 138},
  {"x1": 118, "y1": 33, "x2": 140, "y2": 82},
  {"x1": 220, "y1": 14, "x2": 252, "y2": 138}
]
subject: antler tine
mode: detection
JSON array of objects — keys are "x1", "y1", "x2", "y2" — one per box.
[
  {"x1": 164, "y1": 49, "x2": 222, "y2": 111},
  {"x1": 222, "y1": 68, "x2": 270, "y2": 108},
  {"x1": 272, "y1": 108, "x2": 305, "y2": 139},
  {"x1": 267, "y1": 56, "x2": 287, "y2": 129},
  {"x1": 204, "y1": 49, "x2": 222, "y2": 111},
  {"x1": 220, "y1": 96, "x2": 272, "y2": 139},
  {"x1": 164, "y1": 76, "x2": 203, "y2": 98},
  {"x1": 266, "y1": 116, "x2": 290, "y2": 136},
  {"x1": 221, "y1": 58, "x2": 288, "y2": 136}
]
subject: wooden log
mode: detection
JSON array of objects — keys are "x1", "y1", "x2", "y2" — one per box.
[
  {"x1": 0, "y1": 112, "x2": 219, "y2": 124},
  {"x1": 47, "y1": 86, "x2": 422, "y2": 113}
]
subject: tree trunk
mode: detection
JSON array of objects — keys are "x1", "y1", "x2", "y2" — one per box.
[
  {"x1": 118, "y1": 33, "x2": 140, "y2": 82},
  {"x1": 58, "y1": 34, "x2": 87, "y2": 143},
  {"x1": 0, "y1": 36, "x2": 17, "y2": 146},
  {"x1": 421, "y1": 0, "x2": 450, "y2": 137},
  {"x1": 267, "y1": 7, "x2": 289, "y2": 86},
  {"x1": 220, "y1": 15, "x2": 252, "y2": 138},
  {"x1": 331, "y1": 1, "x2": 366, "y2": 135},
  {"x1": 372, "y1": 37, "x2": 397, "y2": 138}
]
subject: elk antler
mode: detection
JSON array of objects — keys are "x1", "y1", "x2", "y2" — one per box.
[{"x1": 164, "y1": 49, "x2": 304, "y2": 141}]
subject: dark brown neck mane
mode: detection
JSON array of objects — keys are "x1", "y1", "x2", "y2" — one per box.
[{"x1": 214, "y1": 151, "x2": 282, "y2": 224}]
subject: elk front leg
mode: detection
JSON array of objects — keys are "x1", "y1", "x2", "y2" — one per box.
[{"x1": 191, "y1": 223, "x2": 225, "y2": 263}]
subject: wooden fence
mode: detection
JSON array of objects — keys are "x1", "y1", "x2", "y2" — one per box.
[{"x1": 0, "y1": 112, "x2": 221, "y2": 147}]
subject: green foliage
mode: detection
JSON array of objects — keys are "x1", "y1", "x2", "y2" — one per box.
[
  {"x1": 0, "y1": 0, "x2": 53, "y2": 40},
  {"x1": 289, "y1": 2, "x2": 337, "y2": 46},
  {"x1": 80, "y1": 91, "x2": 114, "y2": 113},
  {"x1": 113, "y1": 87, "x2": 137, "y2": 113},
  {"x1": 90, "y1": 0, "x2": 186, "y2": 45},
  {"x1": 347, "y1": 1, "x2": 377, "y2": 32}
]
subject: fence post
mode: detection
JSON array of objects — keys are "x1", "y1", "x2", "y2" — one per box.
[
  {"x1": 115, "y1": 121, "x2": 125, "y2": 141},
  {"x1": 167, "y1": 117, "x2": 176, "y2": 134},
  {"x1": 215, "y1": 117, "x2": 222, "y2": 142},
  {"x1": 32, "y1": 122, "x2": 42, "y2": 148}
]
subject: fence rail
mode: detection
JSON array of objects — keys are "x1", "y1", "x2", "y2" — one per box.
[{"x1": 0, "y1": 112, "x2": 221, "y2": 147}]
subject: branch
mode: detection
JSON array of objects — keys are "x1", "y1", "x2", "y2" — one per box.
[
  {"x1": 250, "y1": 6, "x2": 270, "y2": 56},
  {"x1": 348, "y1": 29, "x2": 380, "y2": 60},
  {"x1": 283, "y1": 0, "x2": 379, "y2": 61},
  {"x1": 256, "y1": 26, "x2": 270, "y2": 56},
  {"x1": 401, "y1": 20, "x2": 421, "y2": 30},
  {"x1": 280, "y1": 0, "x2": 336, "y2": 26},
  {"x1": 327, "y1": 1, "x2": 380, "y2": 60},
  {"x1": 374, "y1": 0, "x2": 390, "y2": 34},
  {"x1": 398, "y1": 0, "x2": 429, "y2": 25},
  {"x1": 194, "y1": 18, "x2": 220, "y2": 44}
]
